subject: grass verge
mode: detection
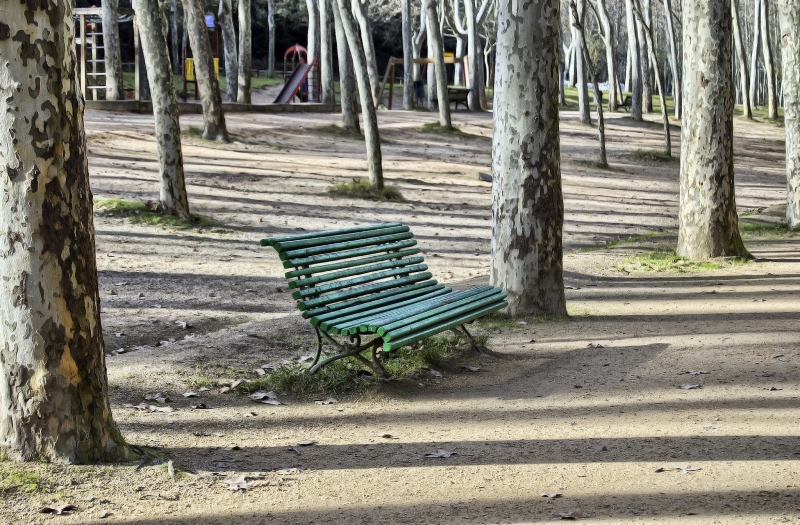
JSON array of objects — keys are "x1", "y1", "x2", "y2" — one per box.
[
  {"x1": 615, "y1": 248, "x2": 750, "y2": 273},
  {"x1": 0, "y1": 468, "x2": 49, "y2": 495},
  {"x1": 629, "y1": 148, "x2": 676, "y2": 162},
  {"x1": 315, "y1": 124, "x2": 363, "y2": 138},
  {"x1": 740, "y1": 221, "x2": 798, "y2": 237},
  {"x1": 328, "y1": 178, "x2": 405, "y2": 201},
  {"x1": 94, "y1": 199, "x2": 219, "y2": 229},
  {"x1": 581, "y1": 231, "x2": 668, "y2": 252}
]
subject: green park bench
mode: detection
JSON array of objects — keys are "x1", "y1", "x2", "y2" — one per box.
[{"x1": 261, "y1": 223, "x2": 508, "y2": 375}]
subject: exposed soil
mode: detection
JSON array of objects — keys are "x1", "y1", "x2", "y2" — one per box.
[{"x1": 1, "y1": 105, "x2": 798, "y2": 525}]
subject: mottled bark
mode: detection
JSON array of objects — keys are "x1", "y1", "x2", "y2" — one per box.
[
  {"x1": 663, "y1": 0, "x2": 681, "y2": 117},
  {"x1": 731, "y1": 0, "x2": 752, "y2": 118},
  {"x1": 218, "y1": 0, "x2": 238, "y2": 102},
  {"x1": 760, "y1": 0, "x2": 778, "y2": 119},
  {"x1": 334, "y1": 0, "x2": 383, "y2": 188},
  {"x1": 625, "y1": 0, "x2": 643, "y2": 119},
  {"x1": 182, "y1": 0, "x2": 229, "y2": 142},
  {"x1": 778, "y1": 0, "x2": 800, "y2": 228},
  {"x1": 332, "y1": 1, "x2": 359, "y2": 132},
  {"x1": 491, "y1": 0, "x2": 566, "y2": 316},
  {"x1": 465, "y1": 0, "x2": 487, "y2": 110},
  {"x1": 401, "y1": 0, "x2": 414, "y2": 109},
  {"x1": 638, "y1": 0, "x2": 653, "y2": 113},
  {"x1": 749, "y1": 0, "x2": 761, "y2": 109},
  {"x1": 102, "y1": 0, "x2": 125, "y2": 100},
  {"x1": 596, "y1": 0, "x2": 619, "y2": 110},
  {"x1": 427, "y1": 34, "x2": 437, "y2": 109},
  {"x1": 678, "y1": 0, "x2": 747, "y2": 259},
  {"x1": 134, "y1": 0, "x2": 191, "y2": 217},
  {"x1": 0, "y1": 0, "x2": 132, "y2": 463},
  {"x1": 170, "y1": 0, "x2": 180, "y2": 74},
  {"x1": 413, "y1": 9, "x2": 427, "y2": 83},
  {"x1": 319, "y1": 0, "x2": 336, "y2": 104},
  {"x1": 268, "y1": 0, "x2": 276, "y2": 77},
  {"x1": 306, "y1": 0, "x2": 320, "y2": 102},
  {"x1": 426, "y1": 0, "x2": 451, "y2": 128},
  {"x1": 237, "y1": 0, "x2": 252, "y2": 104},
  {"x1": 352, "y1": 0, "x2": 380, "y2": 105},
  {"x1": 571, "y1": 0, "x2": 591, "y2": 124}
]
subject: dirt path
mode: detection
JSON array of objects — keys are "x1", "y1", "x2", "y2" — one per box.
[{"x1": 1, "y1": 109, "x2": 798, "y2": 525}]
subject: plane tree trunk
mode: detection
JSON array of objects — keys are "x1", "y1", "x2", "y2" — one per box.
[
  {"x1": 218, "y1": 0, "x2": 238, "y2": 102},
  {"x1": 401, "y1": 0, "x2": 414, "y2": 109},
  {"x1": 306, "y1": 0, "x2": 320, "y2": 102},
  {"x1": 571, "y1": 0, "x2": 591, "y2": 124},
  {"x1": 625, "y1": 0, "x2": 643, "y2": 120},
  {"x1": 731, "y1": 0, "x2": 752, "y2": 118},
  {"x1": 268, "y1": 0, "x2": 276, "y2": 76},
  {"x1": 332, "y1": 0, "x2": 359, "y2": 131},
  {"x1": 491, "y1": 0, "x2": 567, "y2": 316},
  {"x1": 677, "y1": 0, "x2": 747, "y2": 259},
  {"x1": 182, "y1": 0, "x2": 229, "y2": 142},
  {"x1": 0, "y1": 0, "x2": 132, "y2": 463},
  {"x1": 749, "y1": 0, "x2": 762, "y2": 109},
  {"x1": 663, "y1": 0, "x2": 681, "y2": 117},
  {"x1": 319, "y1": 0, "x2": 336, "y2": 103},
  {"x1": 102, "y1": 0, "x2": 125, "y2": 100},
  {"x1": 237, "y1": 0, "x2": 252, "y2": 103},
  {"x1": 761, "y1": 0, "x2": 778, "y2": 119},
  {"x1": 352, "y1": 0, "x2": 380, "y2": 105},
  {"x1": 334, "y1": 0, "x2": 383, "y2": 188},
  {"x1": 778, "y1": 0, "x2": 800, "y2": 228},
  {"x1": 425, "y1": 0, "x2": 451, "y2": 128},
  {"x1": 595, "y1": 0, "x2": 619, "y2": 110}
]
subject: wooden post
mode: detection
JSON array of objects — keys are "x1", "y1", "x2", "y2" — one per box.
[{"x1": 134, "y1": 15, "x2": 140, "y2": 101}]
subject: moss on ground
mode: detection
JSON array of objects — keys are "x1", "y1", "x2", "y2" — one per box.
[
  {"x1": 94, "y1": 199, "x2": 219, "y2": 229},
  {"x1": 328, "y1": 179, "x2": 405, "y2": 202}
]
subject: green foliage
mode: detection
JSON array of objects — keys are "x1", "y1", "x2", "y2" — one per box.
[
  {"x1": 616, "y1": 249, "x2": 750, "y2": 273},
  {"x1": 328, "y1": 179, "x2": 405, "y2": 202},
  {"x1": 629, "y1": 148, "x2": 676, "y2": 162},
  {"x1": 94, "y1": 199, "x2": 218, "y2": 229},
  {"x1": 0, "y1": 469, "x2": 48, "y2": 494}
]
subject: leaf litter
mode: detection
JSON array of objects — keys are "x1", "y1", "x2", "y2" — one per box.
[
  {"x1": 39, "y1": 504, "x2": 78, "y2": 515},
  {"x1": 679, "y1": 383, "x2": 701, "y2": 390},
  {"x1": 425, "y1": 449, "x2": 456, "y2": 458}
]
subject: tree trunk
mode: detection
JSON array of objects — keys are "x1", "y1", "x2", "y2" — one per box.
[
  {"x1": 678, "y1": 0, "x2": 747, "y2": 259},
  {"x1": 334, "y1": 0, "x2": 383, "y2": 188},
  {"x1": 182, "y1": 0, "x2": 229, "y2": 142},
  {"x1": 732, "y1": 0, "x2": 752, "y2": 118},
  {"x1": 596, "y1": 0, "x2": 619, "y2": 110},
  {"x1": 761, "y1": 0, "x2": 778, "y2": 119},
  {"x1": 401, "y1": 0, "x2": 414, "y2": 109},
  {"x1": 218, "y1": 0, "x2": 238, "y2": 102},
  {"x1": 268, "y1": 0, "x2": 276, "y2": 77},
  {"x1": 427, "y1": 35, "x2": 437, "y2": 109},
  {"x1": 491, "y1": 0, "x2": 567, "y2": 316},
  {"x1": 319, "y1": 0, "x2": 336, "y2": 103},
  {"x1": 352, "y1": 0, "x2": 380, "y2": 105},
  {"x1": 413, "y1": 9, "x2": 427, "y2": 83},
  {"x1": 237, "y1": 0, "x2": 252, "y2": 103},
  {"x1": 170, "y1": 0, "x2": 180, "y2": 73},
  {"x1": 134, "y1": 0, "x2": 191, "y2": 217},
  {"x1": 465, "y1": 0, "x2": 482, "y2": 110},
  {"x1": 778, "y1": 0, "x2": 800, "y2": 228},
  {"x1": 637, "y1": 0, "x2": 653, "y2": 113},
  {"x1": 749, "y1": 0, "x2": 762, "y2": 108},
  {"x1": 0, "y1": 0, "x2": 132, "y2": 464},
  {"x1": 102, "y1": 0, "x2": 125, "y2": 100},
  {"x1": 624, "y1": 44, "x2": 632, "y2": 93},
  {"x1": 306, "y1": 0, "x2": 320, "y2": 102},
  {"x1": 332, "y1": 0, "x2": 360, "y2": 132},
  {"x1": 425, "y1": 0, "x2": 451, "y2": 128},
  {"x1": 663, "y1": 0, "x2": 681, "y2": 118},
  {"x1": 566, "y1": 43, "x2": 577, "y2": 87},
  {"x1": 625, "y1": 0, "x2": 643, "y2": 119},
  {"x1": 572, "y1": 0, "x2": 591, "y2": 124}
]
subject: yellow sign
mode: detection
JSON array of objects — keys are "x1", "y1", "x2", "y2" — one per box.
[{"x1": 184, "y1": 58, "x2": 220, "y2": 81}]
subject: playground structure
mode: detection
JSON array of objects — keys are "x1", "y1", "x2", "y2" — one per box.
[
  {"x1": 74, "y1": 7, "x2": 142, "y2": 101},
  {"x1": 378, "y1": 55, "x2": 471, "y2": 110},
  {"x1": 182, "y1": 14, "x2": 221, "y2": 100},
  {"x1": 273, "y1": 45, "x2": 320, "y2": 104}
]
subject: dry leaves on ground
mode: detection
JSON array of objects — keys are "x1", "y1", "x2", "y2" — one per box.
[
  {"x1": 558, "y1": 509, "x2": 583, "y2": 520},
  {"x1": 425, "y1": 449, "x2": 455, "y2": 458},
  {"x1": 220, "y1": 474, "x2": 271, "y2": 492},
  {"x1": 39, "y1": 504, "x2": 78, "y2": 515},
  {"x1": 679, "y1": 383, "x2": 701, "y2": 390}
]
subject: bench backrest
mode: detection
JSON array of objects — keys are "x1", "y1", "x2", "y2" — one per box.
[{"x1": 262, "y1": 223, "x2": 442, "y2": 324}]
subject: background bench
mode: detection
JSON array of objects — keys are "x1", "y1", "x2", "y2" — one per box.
[{"x1": 262, "y1": 223, "x2": 507, "y2": 374}]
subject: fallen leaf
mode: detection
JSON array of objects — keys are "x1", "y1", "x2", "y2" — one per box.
[
  {"x1": 113, "y1": 282, "x2": 128, "y2": 286},
  {"x1": 144, "y1": 393, "x2": 169, "y2": 404},
  {"x1": 219, "y1": 387, "x2": 231, "y2": 394},
  {"x1": 541, "y1": 493, "x2": 562, "y2": 498},
  {"x1": 425, "y1": 449, "x2": 455, "y2": 458},
  {"x1": 314, "y1": 398, "x2": 338, "y2": 405},
  {"x1": 257, "y1": 399, "x2": 282, "y2": 406},
  {"x1": 288, "y1": 447, "x2": 301, "y2": 455},
  {"x1": 679, "y1": 383, "x2": 701, "y2": 390},
  {"x1": 297, "y1": 440, "x2": 317, "y2": 447},
  {"x1": 429, "y1": 369, "x2": 443, "y2": 378},
  {"x1": 198, "y1": 387, "x2": 211, "y2": 392},
  {"x1": 191, "y1": 403, "x2": 209, "y2": 409},
  {"x1": 377, "y1": 433, "x2": 398, "y2": 439},
  {"x1": 297, "y1": 354, "x2": 315, "y2": 363},
  {"x1": 220, "y1": 474, "x2": 270, "y2": 491},
  {"x1": 175, "y1": 320, "x2": 192, "y2": 329},
  {"x1": 587, "y1": 342, "x2": 607, "y2": 348},
  {"x1": 764, "y1": 386, "x2": 783, "y2": 391},
  {"x1": 676, "y1": 465, "x2": 701, "y2": 473},
  {"x1": 558, "y1": 509, "x2": 583, "y2": 520},
  {"x1": 148, "y1": 405, "x2": 175, "y2": 413},
  {"x1": 223, "y1": 445, "x2": 241, "y2": 451},
  {"x1": 704, "y1": 425, "x2": 716, "y2": 430},
  {"x1": 773, "y1": 354, "x2": 785, "y2": 359},
  {"x1": 684, "y1": 370, "x2": 709, "y2": 375},
  {"x1": 39, "y1": 504, "x2": 78, "y2": 515},
  {"x1": 654, "y1": 467, "x2": 666, "y2": 473},
  {"x1": 250, "y1": 391, "x2": 278, "y2": 401},
  {"x1": 183, "y1": 392, "x2": 199, "y2": 398},
  {"x1": 254, "y1": 368, "x2": 266, "y2": 376},
  {"x1": 245, "y1": 289, "x2": 257, "y2": 293},
  {"x1": 462, "y1": 366, "x2": 481, "y2": 372},
  {"x1": 276, "y1": 467, "x2": 303, "y2": 474},
  {"x1": 230, "y1": 379, "x2": 243, "y2": 389}
]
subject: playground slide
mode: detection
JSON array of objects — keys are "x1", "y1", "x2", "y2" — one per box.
[{"x1": 273, "y1": 62, "x2": 314, "y2": 104}]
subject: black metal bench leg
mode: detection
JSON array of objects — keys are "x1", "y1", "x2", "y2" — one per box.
[
  {"x1": 450, "y1": 324, "x2": 483, "y2": 353},
  {"x1": 312, "y1": 327, "x2": 324, "y2": 367}
]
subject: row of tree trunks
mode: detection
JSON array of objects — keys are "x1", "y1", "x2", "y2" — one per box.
[
  {"x1": 1, "y1": 0, "x2": 132, "y2": 464},
  {"x1": 218, "y1": 0, "x2": 238, "y2": 103},
  {"x1": 779, "y1": 0, "x2": 800, "y2": 228},
  {"x1": 102, "y1": 0, "x2": 125, "y2": 100},
  {"x1": 595, "y1": 0, "x2": 619, "y2": 111},
  {"x1": 625, "y1": 0, "x2": 644, "y2": 120},
  {"x1": 425, "y1": 0, "x2": 451, "y2": 128},
  {"x1": 571, "y1": 0, "x2": 591, "y2": 125},
  {"x1": 732, "y1": 0, "x2": 753, "y2": 119}
]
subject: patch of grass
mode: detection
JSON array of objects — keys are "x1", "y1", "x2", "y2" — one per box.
[
  {"x1": 576, "y1": 159, "x2": 611, "y2": 169},
  {"x1": 476, "y1": 312, "x2": 517, "y2": 330},
  {"x1": 94, "y1": 199, "x2": 219, "y2": 230},
  {"x1": 185, "y1": 365, "x2": 217, "y2": 389},
  {"x1": 0, "y1": 469, "x2": 49, "y2": 494},
  {"x1": 315, "y1": 124, "x2": 363, "y2": 138},
  {"x1": 616, "y1": 248, "x2": 750, "y2": 273},
  {"x1": 421, "y1": 121, "x2": 473, "y2": 137},
  {"x1": 740, "y1": 221, "x2": 797, "y2": 237},
  {"x1": 582, "y1": 231, "x2": 667, "y2": 252},
  {"x1": 328, "y1": 178, "x2": 405, "y2": 202},
  {"x1": 183, "y1": 125, "x2": 204, "y2": 139},
  {"x1": 629, "y1": 148, "x2": 676, "y2": 162}
]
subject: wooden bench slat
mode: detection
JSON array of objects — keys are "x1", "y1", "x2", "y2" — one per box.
[
  {"x1": 289, "y1": 256, "x2": 425, "y2": 289},
  {"x1": 382, "y1": 301, "x2": 508, "y2": 352},
  {"x1": 285, "y1": 248, "x2": 421, "y2": 278},
  {"x1": 272, "y1": 225, "x2": 410, "y2": 252},
  {"x1": 283, "y1": 240, "x2": 418, "y2": 269},
  {"x1": 262, "y1": 222, "x2": 402, "y2": 246},
  {"x1": 320, "y1": 288, "x2": 451, "y2": 332},
  {"x1": 292, "y1": 264, "x2": 429, "y2": 300},
  {"x1": 379, "y1": 288, "x2": 506, "y2": 339},
  {"x1": 297, "y1": 272, "x2": 434, "y2": 311},
  {"x1": 305, "y1": 281, "x2": 442, "y2": 321},
  {"x1": 280, "y1": 232, "x2": 415, "y2": 262}
]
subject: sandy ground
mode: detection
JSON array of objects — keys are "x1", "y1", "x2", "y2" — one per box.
[{"x1": 1, "y1": 105, "x2": 799, "y2": 525}]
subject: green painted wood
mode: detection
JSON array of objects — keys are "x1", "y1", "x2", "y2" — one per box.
[
  {"x1": 261, "y1": 223, "x2": 401, "y2": 247},
  {"x1": 326, "y1": 289, "x2": 460, "y2": 334},
  {"x1": 288, "y1": 256, "x2": 425, "y2": 289},
  {"x1": 383, "y1": 291, "x2": 507, "y2": 342},
  {"x1": 381, "y1": 302, "x2": 508, "y2": 352},
  {"x1": 319, "y1": 288, "x2": 450, "y2": 331},
  {"x1": 292, "y1": 264, "x2": 428, "y2": 300},
  {"x1": 279, "y1": 233, "x2": 417, "y2": 268},
  {"x1": 297, "y1": 272, "x2": 433, "y2": 311},
  {"x1": 378, "y1": 288, "x2": 505, "y2": 337},
  {"x1": 273, "y1": 225, "x2": 409, "y2": 253},
  {"x1": 285, "y1": 248, "x2": 420, "y2": 278},
  {"x1": 305, "y1": 281, "x2": 441, "y2": 321}
]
